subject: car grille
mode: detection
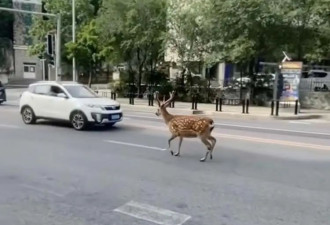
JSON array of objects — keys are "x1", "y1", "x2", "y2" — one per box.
[{"x1": 104, "y1": 105, "x2": 120, "y2": 111}]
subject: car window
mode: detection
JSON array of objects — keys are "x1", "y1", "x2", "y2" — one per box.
[
  {"x1": 49, "y1": 85, "x2": 65, "y2": 97},
  {"x1": 33, "y1": 85, "x2": 51, "y2": 95},
  {"x1": 64, "y1": 85, "x2": 98, "y2": 98}
]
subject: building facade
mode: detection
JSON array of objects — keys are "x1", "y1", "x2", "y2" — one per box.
[{"x1": 12, "y1": 0, "x2": 44, "y2": 81}]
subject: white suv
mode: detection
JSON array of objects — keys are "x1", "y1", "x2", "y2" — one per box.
[{"x1": 19, "y1": 81, "x2": 123, "y2": 130}]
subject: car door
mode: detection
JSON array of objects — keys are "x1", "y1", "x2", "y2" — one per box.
[
  {"x1": 31, "y1": 84, "x2": 53, "y2": 117},
  {"x1": 48, "y1": 85, "x2": 73, "y2": 120}
]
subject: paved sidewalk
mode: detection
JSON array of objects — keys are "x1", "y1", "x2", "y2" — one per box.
[
  {"x1": 2, "y1": 88, "x2": 330, "y2": 121},
  {"x1": 116, "y1": 97, "x2": 330, "y2": 120}
]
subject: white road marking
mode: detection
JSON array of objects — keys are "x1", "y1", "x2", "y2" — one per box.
[
  {"x1": 104, "y1": 140, "x2": 166, "y2": 151},
  {"x1": 126, "y1": 115, "x2": 162, "y2": 120},
  {"x1": 0, "y1": 124, "x2": 22, "y2": 129},
  {"x1": 125, "y1": 115, "x2": 330, "y2": 137},
  {"x1": 215, "y1": 122, "x2": 330, "y2": 137},
  {"x1": 126, "y1": 122, "x2": 330, "y2": 151},
  {"x1": 114, "y1": 201, "x2": 191, "y2": 225},
  {"x1": 289, "y1": 121, "x2": 311, "y2": 125},
  {"x1": 20, "y1": 184, "x2": 64, "y2": 198}
]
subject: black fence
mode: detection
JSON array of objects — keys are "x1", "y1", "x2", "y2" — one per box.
[
  {"x1": 270, "y1": 100, "x2": 299, "y2": 116},
  {"x1": 97, "y1": 91, "x2": 301, "y2": 116}
]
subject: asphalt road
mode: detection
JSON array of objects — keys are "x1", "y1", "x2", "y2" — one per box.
[{"x1": 1, "y1": 104, "x2": 330, "y2": 225}]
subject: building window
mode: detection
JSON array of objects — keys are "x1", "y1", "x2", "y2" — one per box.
[
  {"x1": 24, "y1": 66, "x2": 29, "y2": 72},
  {"x1": 29, "y1": 66, "x2": 35, "y2": 72}
]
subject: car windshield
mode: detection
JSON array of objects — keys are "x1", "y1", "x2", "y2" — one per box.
[{"x1": 64, "y1": 85, "x2": 98, "y2": 98}]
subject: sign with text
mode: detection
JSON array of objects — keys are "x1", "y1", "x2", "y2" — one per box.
[{"x1": 279, "y1": 62, "x2": 303, "y2": 101}]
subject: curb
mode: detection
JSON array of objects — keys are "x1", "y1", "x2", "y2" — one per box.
[
  {"x1": 271, "y1": 114, "x2": 324, "y2": 120},
  {"x1": 120, "y1": 104, "x2": 326, "y2": 121}
]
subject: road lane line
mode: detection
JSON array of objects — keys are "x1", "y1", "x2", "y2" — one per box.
[
  {"x1": 215, "y1": 122, "x2": 330, "y2": 136},
  {"x1": 114, "y1": 201, "x2": 191, "y2": 225},
  {"x1": 125, "y1": 115, "x2": 330, "y2": 137},
  {"x1": 216, "y1": 133, "x2": 330, "y2": 151},
  {"x1": 104, "y1": 140, "x2": 166, "y2": 151},
  {"x1": 289, "y1": 121, "x2": 311, "y2": 125},
  {"x1": 20, "y1": 184, "x2": 64, "y2": 198},
  {"x1": 125, "y1": 123, "x2": 330, "y2": 151},
  {"x1": 0, "y1": 124, "x2": 22, "y2": 129}
]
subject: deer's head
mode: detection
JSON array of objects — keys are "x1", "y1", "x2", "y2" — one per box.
[{"x1": 155, "y1": 91, "x2": 175, "y2": 116}]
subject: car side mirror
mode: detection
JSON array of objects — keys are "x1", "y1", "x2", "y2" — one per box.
[{"x1": 57, "y1": 93, "x2": 68, "y2": 99}]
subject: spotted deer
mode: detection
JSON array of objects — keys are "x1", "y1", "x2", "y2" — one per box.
[{"x1": 155, "y1": 91, "x2": 216, "y2": 162}]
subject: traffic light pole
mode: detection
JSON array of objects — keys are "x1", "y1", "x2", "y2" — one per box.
[
  {"x1": 0, "y1": 7, "x2": 61, "y2": 81},
  {"x1": 55, "y1": 14, "x2": 61, "y2": 81}
]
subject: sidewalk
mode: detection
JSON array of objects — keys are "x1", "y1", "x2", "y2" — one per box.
[
  {"x1": 2, "y1": 88, "x2": 330, "y2": 121},
  {"x1": 116, "y1": 97, "x2": 330, "y2": 121}
]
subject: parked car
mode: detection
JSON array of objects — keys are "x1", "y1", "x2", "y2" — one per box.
[
  {"x1": 0, "y1": 81, "x2": 6, "y2": 105},
  {"x1": 19, "y1": 81, "x2": 123, "y2": 130}
]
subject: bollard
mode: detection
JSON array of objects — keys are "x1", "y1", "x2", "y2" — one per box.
[
  {"x1": 129, "y1": 93, "x2": 134, "y2": 105},
  {"x1": 191, "y1": 96, "x2": 197, "y2": 110},
  {"x1": 271, "y1": 100, "x2": 274, "y2": 115},
  {"x1": 275, "y1": 100, "x2": 279, "y2": 116},
  {"x1": 246, "y1": 99, "x2": 249, "y2": 114},
  {"x1": 191, "y1": 97, "x2": 195, "y2": 110},
  {"x1": 294, "y1": 100, "x2": 299, "y2": 115},
  {"x1": 242, "y1": 99, "x2": 246, "y2": 114},
  {"x1": 216, "y1": 98, "x2": 219, "y2": 111},
  {"x1": 220, "y1": 98, "x2": 223, "y2": 112},
  {"x1": 170, "y1": 100, "x2": 175, "y2": 108}
]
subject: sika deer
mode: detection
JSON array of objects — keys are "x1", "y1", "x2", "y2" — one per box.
[{"x1": 155, "y1": 91, "x2": 216, "y2": 162}]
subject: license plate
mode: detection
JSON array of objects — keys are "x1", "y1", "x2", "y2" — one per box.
[{"x1": 112, "y1": 114, "x2": 120, "y2": 120}]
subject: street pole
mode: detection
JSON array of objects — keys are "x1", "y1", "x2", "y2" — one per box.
[
  {"x1": 72, "y1": 0, "x2": 76, "y2": 82},
  {"x1": 55, "y1": 14, "x2": 61, "y2": 81},
  {"x1": 41, "y1": 59, "x2": 46, "y2": 80}
]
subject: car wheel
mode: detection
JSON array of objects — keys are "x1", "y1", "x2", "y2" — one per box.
[
  {"x1": 71, "y1": 111, "x2": 88, "y2": 130},
  {"x1": 22, "y1": 106, "x2": 36, "y2": 124},
  {"x1": 0, "y1": 101, "x2": 3, "y2": 105}
]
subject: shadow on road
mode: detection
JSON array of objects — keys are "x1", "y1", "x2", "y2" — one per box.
[{"x1": 34, "y1": 120, "x2": 141, "y2": 132}]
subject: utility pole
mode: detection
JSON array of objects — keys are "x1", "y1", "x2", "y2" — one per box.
[
  {"x1": 72, "y1": 0, "x2": 76, "y2": 81},
  {"x1": 0, "y1": 7, "x2": 62, "y2": 81}
]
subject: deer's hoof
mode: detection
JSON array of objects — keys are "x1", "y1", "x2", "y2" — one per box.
[
  {"x1": 200, "y1": 157, "x2": 206, "y2": 162},
  {"x1": 174, "y1": 152, "x2": 180, "y2": 157},
  {"x1": 170, "y1": 150, "x2": 174, "y2": 155},
  {"x1": 210, "y1": 154, "x2": 213, "y2": 160}
]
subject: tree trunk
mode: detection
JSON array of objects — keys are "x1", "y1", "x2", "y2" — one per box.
[{"x1": 88, "y1": 68, "x2": 92, "y2": 88}]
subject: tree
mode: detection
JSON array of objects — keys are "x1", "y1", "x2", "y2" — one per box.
[
  {"x1": 0, "y1": 0, "x2": 14, "y2": 72},
  {"x1": 66, "y1": 19, "x2": 107, "y2": 87},
  {"x1": 97, "y1": 0, "x2": 167, "y2": 95},
  {"x1": 166, "y1": 0, "x2": 214, "y2": 86},
  {"x1": 29, "y1": 0, "x2": 99, "y2": 65}
]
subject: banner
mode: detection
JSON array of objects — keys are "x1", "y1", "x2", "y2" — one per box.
[{"x1": 279, "y1": 62, "x2": 303, "y2": 101}]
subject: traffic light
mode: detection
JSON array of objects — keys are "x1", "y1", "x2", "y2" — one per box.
[
  {"x1": 47, "y1": 34, "x2": 55, "y2": 56},
  {"x1": 49, "y1": 55, "x2": 55, "y2": 66},
  {"x1": 42, "y1": 1, "x2": 49, "y2": 21}
]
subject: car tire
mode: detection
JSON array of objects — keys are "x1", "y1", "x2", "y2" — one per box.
[
  {"x1": 21, "y1": 106, "x2": 36, "y2": 124},
  {"x1": 71, "y1": 111, "x2": 88, "y2": 131}
]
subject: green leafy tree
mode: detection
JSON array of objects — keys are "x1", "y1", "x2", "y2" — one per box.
[
  {"x1": 97, "y1": 0, "x2": 167, "y2": 95},
  {"x1": 66, "y1": 19, "x2": 107, "y2": 86},
  {"x1": 29, "y1": 0, "x2": 99, "y2": 64},
  {"x1": 0, "y1": 0, "x2": 14, "y2": 72}
]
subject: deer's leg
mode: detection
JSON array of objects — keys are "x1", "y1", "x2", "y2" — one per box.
[
  {"x1": 200, "y1": 137, "x2": 212, "y2": 162},
  {"x1": 208, "y1": 136, "x2": 217, "y2": 160},
  {"x1": 174, "y1": 137, "x2": 183, "y2": 156},
  {"x1": 168, "y1": 134, "x2": 177, "y2": 155}
]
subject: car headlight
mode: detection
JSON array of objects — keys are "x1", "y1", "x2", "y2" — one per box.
[{"x1": 85, "y1": 104, "x2": 105, "y2": 110}]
